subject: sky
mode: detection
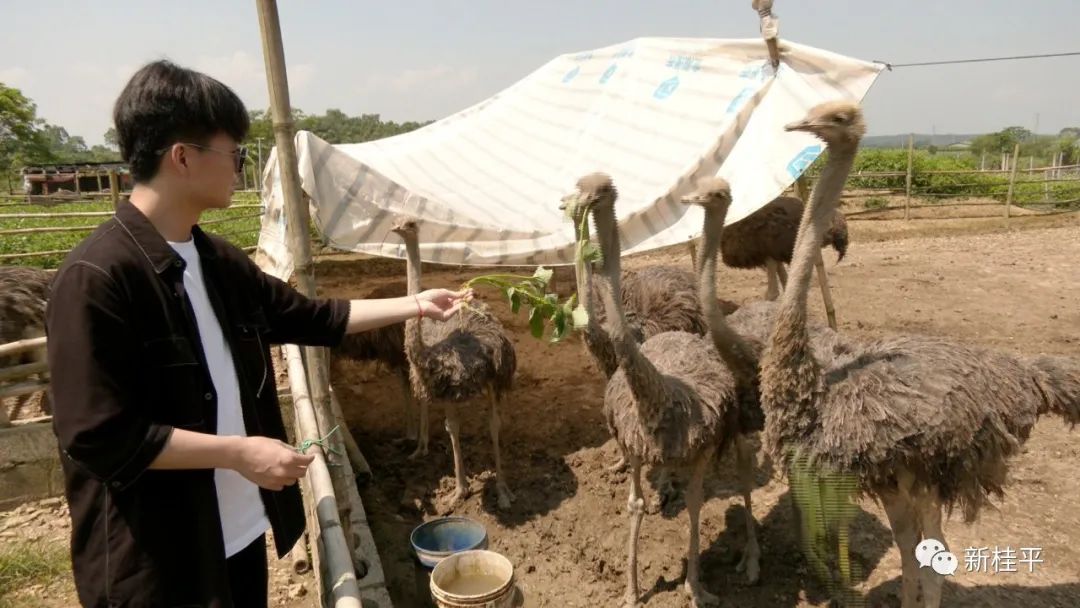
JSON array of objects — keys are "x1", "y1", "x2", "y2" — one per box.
[{"x1": 1, "y1": 0, "x2": 1076, "y2": 146}]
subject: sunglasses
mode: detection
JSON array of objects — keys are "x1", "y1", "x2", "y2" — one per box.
[{"x1": 157, "y1": 142, "x2": 249, "y2": 173}]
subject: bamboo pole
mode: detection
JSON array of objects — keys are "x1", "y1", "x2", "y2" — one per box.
[
  {"x1": 0, "y1": 379, "x2": 49, "y2": 400},
  {"x1": 254, "y1": 2, "x2": 371, "y2": 601},
  {"x1": 289, "y1": 531, "x2": 312, "y2": 576},
  {"x1": 1005, "y1": 143, "x2": 1021, "y2": 219},
  {"x1": 0, "y1": 361, "x2": 49, "y2": 382},
  {"x1": 0, "y1": 249, "x2": 75, "y2": 262},
  {"x1": 329, "y1": 385, "x2": 372, "y2": 484},
  {"x1": 0, "y1": 211, "x2": 115, "y2": 219},
  {"x1": 904, "y1": 135, "x2": 914, "y2": 220},
  {"x1": 0, "y1": 337, "x2": 47, "y2": 358},
  {"x1": 0, "y1": 225, "x2": 98, "y2": 237},
  {"x1": 283, "y1": 344, "x2": 362, "y2": 608}
]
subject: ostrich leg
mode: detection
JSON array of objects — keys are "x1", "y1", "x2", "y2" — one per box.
[
  {"x1": 917, "y1": 489, "x2": 946, "y2": 608},
  {"x1": 764, "y1": 259, "x2": 782, "y2": 300},
  {"x1": 398, "y1": 370, "x2": 418, "y2": 442},
  {"x1": 487, "y1": 387, "x2": 514, "y2": 509},
  {"x1": 624, "y1": 455, "x2": 646, "y2": 608},
  {"x1": 684, "y1": 451, "x2": 719, "y2": 607},
  {"x1": 608, "y1": 443, "x2": 629, "y2": 473},
  {"x1": 882, "y1": 490, "x2": 921, "y2": 608},
  {"x1": 444, "y1": 403, "x2": 469, "y2": 506},
  {"x1": 734, "y1": 435, "x2": 761, "y2": 584},
  {"x1": 814, "y1": 251, "x2": 838, "y2": 330},
  {"x1": 408, "y1": 394, "x2": 430, "y2": 459}
]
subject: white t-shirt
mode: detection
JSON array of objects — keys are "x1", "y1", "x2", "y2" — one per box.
[{"x1": 168, "y1": 238, "x2": 270, "y2": 558}]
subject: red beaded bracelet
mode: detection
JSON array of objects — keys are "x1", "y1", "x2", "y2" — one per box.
[{"x1": 414, "y1": 295, "x2": 423, "y2": 319}]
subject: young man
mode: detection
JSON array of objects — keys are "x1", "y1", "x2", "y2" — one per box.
[{"x1": 45, "y1": 60, "x2": 469, "y2": 608}]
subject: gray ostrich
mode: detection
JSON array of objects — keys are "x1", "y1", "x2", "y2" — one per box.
[
  {"x1": 567, "y1": 173, "x2": 758, "y2": 607},
  {"x1": 559, "y1": 197, "x2": 738, "y2": 477},
  {"x1": 721, "y1": 195, "x2": 848, "y2": 300},
  {"x1": 391, "y1": 218, "x2": 517, "y2": 510},
  {"x1": 332, "y1": 280, "x2": 420, "y2": 443},
  {"x1": 760, "y1": 100, "x2": 1080, "y2": 608},
  {"x1": 0, "y1": 266, "x2": 52, "y2": 425}
]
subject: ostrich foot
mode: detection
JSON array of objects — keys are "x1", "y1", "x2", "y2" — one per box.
[
  {"x1": 407, "y1": 443, "x2": 429, "y2": 460},
  {"x1": 496, "y1": 481, "x2": 515, "y2": 510},
  {"x1": 621, "y1": 594, "x2": 642, "y2": 608},
  {"x1": 608, "y1": 456, "x2": 628, "y2": 473},
  {"x1": 683, "y1": 580, "x2": 719, "y2": 607},
  {"x1": 736, "y1": 544, "x2": 761, "y2": 584},
  {"x1": 437, "y1": 486, "x2": 470, "y2": 514}
]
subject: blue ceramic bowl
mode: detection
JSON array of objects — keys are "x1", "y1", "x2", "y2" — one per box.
[{"x1": 410, "y1": 516, "x2": 488, "y2": 569}]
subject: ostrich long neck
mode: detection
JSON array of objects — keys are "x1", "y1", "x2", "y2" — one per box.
[
  {"x1": 698, "y1": 205, "x2": 758, "y2": 384},
  {"x1": 765, "y1": 143, "x2": 858, "y2": 413},
  {"x1": 402, "y1": 233, "x2": 425, "y2": 358},
  {"x1": 590, "y1": 202, "x2": 667, "y2": 406},
  {"x1": 572, "y1": 212, "x2": 615, "y2": 374}
]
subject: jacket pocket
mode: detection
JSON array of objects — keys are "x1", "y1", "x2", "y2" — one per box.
[
  {"x1": 234, "y1": 308, "x2": 271, "y2": 399},
  {"x1": 143, "y1": 336, "x2": 205, "y2": 428}
]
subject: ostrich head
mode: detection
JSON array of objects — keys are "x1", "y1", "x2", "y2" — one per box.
[
  {"x1": 784, "y1": 100, "x2": 866, "y2": 146},
  {"x1": 390, "y1": 216, "x2": 419, "y2": 238},
  {"x1": 681, "y1": 177, "x2": 732, "y2": 210},
  {"x1": 559, "y1": 172, "x2": 617, "y2": 220}
]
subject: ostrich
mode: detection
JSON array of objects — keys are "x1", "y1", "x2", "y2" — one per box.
[
  {"x1": 0, "y1": 266, "x2": 52, "y2": 425},
  {"x1": 567, "y1": 173, "x2": 758, "y2": 607},
  {"x1": 720, "y1": 195, "x2": 849, "y2": 301},
  {"x1": 331, "y1": 280, "x2": 420, "y2": 443},
  {"x1": 391, "y1": 218, "x2": 517, "y2": 510},
  {"x1": 559, "y1": 197, "x2": 738, "y2": 478},
  {"x1": 760, "y1": 100, "x2": 1080, "y2": 608}
]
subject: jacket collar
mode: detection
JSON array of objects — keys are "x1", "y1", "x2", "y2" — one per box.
[{"x1": 113, "y1": 200, "x2": 218, "y2": 274}]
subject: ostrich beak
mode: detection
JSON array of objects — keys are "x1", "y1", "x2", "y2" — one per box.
[
  {"x1": 786, "y1": 118, "x2": 812, "y2": 132},
  {"x1": 559, "y1": 192, "x2": 586, "y2": 214}
]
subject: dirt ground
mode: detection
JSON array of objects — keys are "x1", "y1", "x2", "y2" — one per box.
[
  {"x1": 319, "y1": 212, "x2": 1080, "y2": 608},
  {"x1": 2, "y1": 212, "x2": 1077, "y2": 607},
  {"x1": 0, "y1": 497, "x2": 317, "y2": 607}
]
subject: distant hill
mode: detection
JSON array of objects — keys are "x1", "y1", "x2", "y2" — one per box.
[{"x1": 862, "y1": 133, "x2": 983, "y2": 149}]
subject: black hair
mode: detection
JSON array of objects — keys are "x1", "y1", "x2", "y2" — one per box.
[{"x1": 113, "y1": 60, "x2": 249, "y2": 182}]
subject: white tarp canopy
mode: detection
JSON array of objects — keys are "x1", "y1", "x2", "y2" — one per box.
[{"x1": 255, "y1": 36, "x2": 883, "y2": 280}]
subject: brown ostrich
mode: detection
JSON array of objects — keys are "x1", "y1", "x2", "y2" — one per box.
[
  {"x1": 720, "y1": 195, "x2": 848, "y2": 300},
  {"x1": 392, "y1": 218, "x2": 517, "y2": 510},
  {"x1": 331, "y1": 280, "x2": 420, "y2": 443},
  {"x1": 760, "y1": 100, "x2": 1080, "y2": 608},
  {"x1": 0, "y1": 266, "x2": 52, "y2": 425},
  {"x1": 567, "y1": 173, "x2": 758, "y2": 607}
]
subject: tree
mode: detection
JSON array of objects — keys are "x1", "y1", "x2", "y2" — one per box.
[
  {"x1": 0, "y1": 82, "x2": 50, "y2": 174},
  {"x1": 103, "y1": 127, "x2": 118, "y2": 149}
]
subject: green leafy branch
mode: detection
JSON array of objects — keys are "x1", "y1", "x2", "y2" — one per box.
[
  {"x1": 462, "y1": 267, "x2": 585, "y2": 342},
  {"x1": 457, "y1": 195, "x2": 602, "y2": 343}
]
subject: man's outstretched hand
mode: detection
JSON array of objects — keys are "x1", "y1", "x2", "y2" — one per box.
[{"x1": 416, "y1": 288, "x2": 474, "y2": 321}]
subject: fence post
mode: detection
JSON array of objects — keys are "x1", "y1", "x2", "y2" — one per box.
[
  {"x1": 1005, "y1": 142, "x2": 1021, "y2": 219},
  {"x1": 74, "y1": 170, "x2": 81, "y2": 196},
  {"x1": 980, "y1": 152, "x2": 986, "y2": 171},
  {"x1": 1044, "y1": 162, "x2": 1050, "y2": 202},
  {"x1": 108, "y1": 170, "x2": 120, "y2": 210},
  {"x1": 904, "y1": 135, "x2": 914, "y2": 220}
]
